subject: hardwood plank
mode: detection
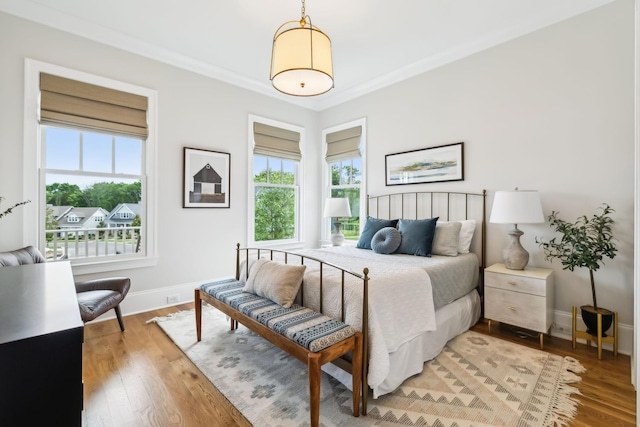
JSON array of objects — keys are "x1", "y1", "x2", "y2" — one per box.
[{"x1": 82, "y1": 306, "x2": 635, "y2": 427}]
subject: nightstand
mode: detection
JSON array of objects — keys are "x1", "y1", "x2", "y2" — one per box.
[{"x1": 484, "y1": 263, "x2": 554, "y2": 349}]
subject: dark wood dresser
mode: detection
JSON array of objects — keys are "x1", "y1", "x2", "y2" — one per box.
[{"x1": 0, "y1": 261, "x2": 83, "y2": 426}]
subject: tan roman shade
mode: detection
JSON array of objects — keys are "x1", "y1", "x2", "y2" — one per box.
[
  {"x1": 40, "y1": 73, "x2": 148, "y2": 139},
  {"x1": 325, "y1": 125, "x2": 362, "y2": 163},
  {"x1": 253, "y1": 122, "x2": 301, "y2": 161}
]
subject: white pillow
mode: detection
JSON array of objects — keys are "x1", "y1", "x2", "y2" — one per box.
[
  {"x1": 457, "y1": 219, "x2": 476, "y2": 254},
  {"x1": 432, "y1": 221, "x2": 461, "y2": 257}
]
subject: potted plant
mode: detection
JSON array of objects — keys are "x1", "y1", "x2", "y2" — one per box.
[{"x1": 536, "y1": 204, "x2": 617, "y2": 336}]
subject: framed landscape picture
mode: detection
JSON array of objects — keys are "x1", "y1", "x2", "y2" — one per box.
[
  {"x1": 385, "y1": 142, "x2": 464, "y2": 186},
  {"x1": 183, "y1": 147, "x2": 230, "y2": 208}
]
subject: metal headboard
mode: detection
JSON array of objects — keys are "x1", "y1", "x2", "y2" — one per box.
[{"x1": 366, "y1": 190, "x2": 487, "y2": 310}]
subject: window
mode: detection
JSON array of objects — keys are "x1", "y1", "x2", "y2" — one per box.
[
  {"x1": 323, "y1": 120, "x2": 366, "y2": 243},
  {"x1": 43, "y1": 125, "x2": 143, "y2": 260},
  {"x1": 253, "y1": 156, "x2": 298, "y2": 241},
  {"x1": 24, "y1": 59, "x2": 157, "y2": 274},
  {"x1": 249, "y1": 116, "x2": 304, "y2": 246}
]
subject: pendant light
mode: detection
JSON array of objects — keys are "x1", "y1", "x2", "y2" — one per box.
[{"x1": 270, "y1": 0, "x2": 334, "y2": 96}]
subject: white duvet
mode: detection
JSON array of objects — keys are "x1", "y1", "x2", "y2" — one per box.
[{"x1": 291, "y1": 247, "x2": 437, "y2": 392}]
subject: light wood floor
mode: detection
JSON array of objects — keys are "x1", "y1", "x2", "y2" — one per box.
[{"x1": 82, "y1": 303, "x2": 636, "y2": 427}]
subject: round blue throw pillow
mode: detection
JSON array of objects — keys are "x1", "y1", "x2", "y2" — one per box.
[{"x1": 371, "y1": 227, "x2": 402, "y2": 254}]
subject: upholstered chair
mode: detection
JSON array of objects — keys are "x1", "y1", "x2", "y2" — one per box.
[
  {"x1": 75, "y1": 277, "x2": 130, "y2": 331},
  {"x1": 0, "y1": 245, "x2": 130, "y2": 331}
]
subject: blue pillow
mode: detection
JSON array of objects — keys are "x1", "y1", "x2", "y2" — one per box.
[
  {"x1": 371, "y1": 227, "x2": 402, "y2": 254},
  {"x1": 395, "y1": 217, "x2": 439, "y2": 257},
  {"x1": 356, "y1": 217, "x2": 399, "y2": 250}
]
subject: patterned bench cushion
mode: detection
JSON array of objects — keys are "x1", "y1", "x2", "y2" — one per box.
[{"x1": 200, "y1": 279, "x2": 356, "y2": 352}]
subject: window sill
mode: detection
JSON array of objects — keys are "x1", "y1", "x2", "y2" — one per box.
[
  {"x1": 68, "y1": 256, "x2": 158, "y2": 276},
  {"x1": 250, "y1": 240, "x2": 305, "y2": 251}
]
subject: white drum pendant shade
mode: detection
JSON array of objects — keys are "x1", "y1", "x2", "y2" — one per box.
[{"x1": 271, "y1": 24, "x2": 334, "y2": 97}]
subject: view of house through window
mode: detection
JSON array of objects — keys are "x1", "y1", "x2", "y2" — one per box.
[
  {"x1": 253, "y1": 155, "x2": 298, "y2": 242},
  {"x1": 329, "y1": 157, "x2": 361, "y2": 241},
  {"x1": 43, "y1": 125, "x2": 144, "y2": 260}
]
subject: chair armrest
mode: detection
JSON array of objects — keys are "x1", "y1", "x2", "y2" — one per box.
[{"x1": 75, "y1": 277, "x2": 131, "y2": 296}]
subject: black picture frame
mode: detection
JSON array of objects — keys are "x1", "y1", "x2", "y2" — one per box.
[
  {"x1": 385, "y1": 142, "x2": 464, "y2": 186},
  {"x1": 183, "y1": 147, "x2": 230, "y2": 208}
]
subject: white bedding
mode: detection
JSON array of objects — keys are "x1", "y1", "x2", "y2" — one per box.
[
  {"x1": 292, "y1": 248, "x2": 437, "y2": 392},
  {"x1": 324, "y1": 289, "x2": 481, "y2": 398},
  {"x1": 292, "y1": 246, "x2": 478, "y2": 394}
]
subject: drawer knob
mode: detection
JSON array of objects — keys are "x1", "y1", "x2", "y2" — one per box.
[
  {"x1": 509, "y1": 306, "x2": 516, "y2": 311},
  {"x1": 508, "y1": 281, "x2": 517, "y2": 286}
]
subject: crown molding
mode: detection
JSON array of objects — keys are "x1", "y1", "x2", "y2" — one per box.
[{"x1": 0, "y1": 0, "x2": 616, "y2": 112}]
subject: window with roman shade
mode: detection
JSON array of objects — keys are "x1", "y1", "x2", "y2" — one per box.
[
  {"x1": 32, "y1": 66, "x2": 156, "y2": 272},
  {"x1": 324, "y1": 121, "x2": 365, "y2": 244},
  {"x1": 250, "y1": 118, "x2": 303, "y2": 245}
]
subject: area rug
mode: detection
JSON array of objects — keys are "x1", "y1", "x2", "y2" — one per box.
[{"x1": 150, "y1": 305, "x2": 585, "y2": 427}]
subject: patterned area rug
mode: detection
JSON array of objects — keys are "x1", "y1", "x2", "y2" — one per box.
[{"x1": 151, "y1": 305, "x2": 585, "y2": 427}]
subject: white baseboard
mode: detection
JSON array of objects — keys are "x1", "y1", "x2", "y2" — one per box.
[{"x1": 550, "y1": 309, "x2": 632, "y2": 356}]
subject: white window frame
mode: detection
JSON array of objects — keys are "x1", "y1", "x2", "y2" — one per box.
[
  {"x1": 247, "y1": 114, "x2": 305, "y2": 249},
  {"x1": 322, "y1": 118, "x2": 367, "y2": 244},
  {"x1": 23, "y1": 59, "x2": 158, "y2": 274}
]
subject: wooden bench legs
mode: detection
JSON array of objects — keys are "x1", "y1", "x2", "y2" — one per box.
[
  {"x1": 308, "y1": 353, "x2": 321, "y2": 426},
  {"x1": 195, "y1": 289, "x2": 362, "y2": 427},
  {"x1": 306, "y1": 332, "x2": 362, "y2": 425}
]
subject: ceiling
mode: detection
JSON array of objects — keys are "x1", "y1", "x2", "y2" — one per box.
[{"x1": 0, "y1": 0, "x2": 615, "y2": 111}]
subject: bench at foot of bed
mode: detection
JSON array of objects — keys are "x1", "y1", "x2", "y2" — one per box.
[{"x1": 195, "y1": 279, "x2": 363, "y2": 427}]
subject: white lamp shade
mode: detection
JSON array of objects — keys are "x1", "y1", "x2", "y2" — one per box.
[
  {"x1": 271, "y1": 25, "x2": 334, "y2": 96},
  {"x1": 323, "y1": 197, "x2": 351, "y2": 218},
  {"x1": 490, "y1": 190, "x2": 544, "y2": 224}
]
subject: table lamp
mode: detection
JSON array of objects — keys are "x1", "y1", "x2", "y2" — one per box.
[
  {"x1": 490, "y1": 189, "x2": 544, "y2": 270},
  {"x1": 323, "y1": 197, "x2": 352, "y2": 246}
]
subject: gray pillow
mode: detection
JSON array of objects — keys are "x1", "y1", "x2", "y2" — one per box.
[
  {"x1": 432, "y1": 221, "x2": 462, "y2": 257},
  {"x1": 243, "y1": 258, "x2": 306, "y2": 308},
  {"x1": 371, "y1": 227, "x2": 402, "y2": 254}
]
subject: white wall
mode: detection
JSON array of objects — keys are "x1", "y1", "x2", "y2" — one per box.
[
  {"x1": 320, "y1": 1, "x2": 635, "y2": 350},
  {"x1": 0, "y1": 12, "x2": 322, "y2": 307}
]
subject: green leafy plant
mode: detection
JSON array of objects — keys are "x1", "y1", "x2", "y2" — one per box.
[
  {"x1": 0, "y1": 197, "x2": 30, "y2": 220},
  {"x1": 536, "y1": 204, "x2": 617, "y2": 311}
]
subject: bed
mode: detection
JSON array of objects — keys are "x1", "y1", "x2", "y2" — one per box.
[{"x1": 235, "y1": 190, "x2": 486, "y2": 410}]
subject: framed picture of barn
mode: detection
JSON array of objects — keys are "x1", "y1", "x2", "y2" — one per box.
[{"x1": 183, "y1": 147, "x2": 230, "y2": 208}]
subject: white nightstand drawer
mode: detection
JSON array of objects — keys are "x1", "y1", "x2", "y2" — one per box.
[
  {"x1": 485, "y1": 272, "x2": 547, "y2": 296},
  {"x1": 485, "y1": 287, "x2": 548, "y2": 332}
]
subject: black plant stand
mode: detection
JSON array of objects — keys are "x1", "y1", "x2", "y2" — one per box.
[{"x1": 572, "y1": 306, "x2": 618, "y2": 360}]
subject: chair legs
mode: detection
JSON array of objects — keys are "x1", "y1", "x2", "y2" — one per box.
[{"x1": 114, "y1": 305, "x2": 125, "y2": 332}]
